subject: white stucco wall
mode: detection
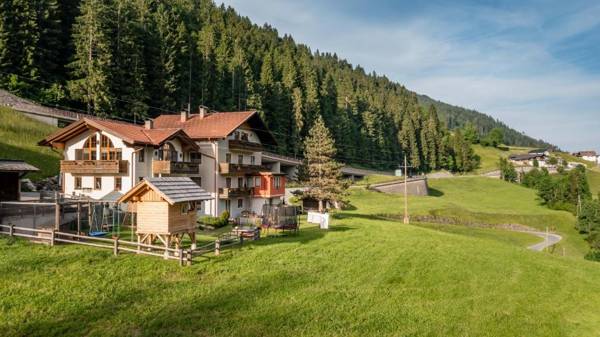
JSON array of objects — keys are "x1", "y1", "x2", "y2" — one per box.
[{"x1": 63, "y1": 130, "x2": 135, "y2": 200}]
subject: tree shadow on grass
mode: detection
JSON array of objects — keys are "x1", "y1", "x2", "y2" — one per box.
[{"x1": 428, "y1": 187, "x2": 444, "y2": 197}]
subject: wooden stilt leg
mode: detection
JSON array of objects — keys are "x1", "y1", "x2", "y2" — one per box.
[
  {"x1": 190, "y1": 231, "x2": 197, "y2": 250},
  {"x1": 163, "y1": 235, "x2": 170, "y2": 260}
]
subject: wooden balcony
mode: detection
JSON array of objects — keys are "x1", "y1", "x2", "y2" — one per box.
[
  {"x1": 152, "y1": 161, "x2": 200, "y2": 176},
  {"x1": 60, "y1": 160, "x2": 128, "y2": 174},
  {"x1": 219, "y1": 163, "x2": 267, "y2": 175},
  {"x1": 228, "y1": 139, "x2": 262, "y2": 152},
  {"x1": 218, "y1": 187, "x2": 253, "y2": 199}
]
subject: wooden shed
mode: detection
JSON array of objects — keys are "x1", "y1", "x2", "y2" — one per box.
[
  {"x1": 0, "y1": 159, "x2": 39, "y2": 201},
  {"x1": 118, "y1": 177, "x2": 212, "y2": 250}
]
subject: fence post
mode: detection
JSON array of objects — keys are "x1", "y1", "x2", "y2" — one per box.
[
  {"x1": 178, "y1": 248, "x2": 184, "y2": 266},
  {"x1": 186, "y1": 249, "x2": 192, "y2": 266},
  {"x1": 113, "y1": 237, "x2": 119, "y2": 256},
  {"x1": 50, "y1": 228, "x2": 55, "y2": 246},
  {"x1": 54, "y1": 201, "x2": 60, "y2": 231},
  {"x1": 9, "y1": 223, "x2": 14, "y2": 237},
  {"x1": 240, "y1": 235, "x2": 244, "y2": 246},
  {"x1": 215, "y1": 239, "x2": 221, "y2": 256}
]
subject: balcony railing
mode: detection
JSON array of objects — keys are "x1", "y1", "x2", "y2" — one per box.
[
  {"x1": 218, "y1": 187, "x2": 253, "y2": 199},
  {"x1": 228, "y1": 139, "x2": 262, "y2": 152},
  {"x1": 60, "y1": 160, "x2": 128, "y2": 174},
  {"x1": 152, "y1": 161, "x2": 200, "y2": 175},
  {"x1": 219, "y1": 163, "x2": 267, "y2": 175}
]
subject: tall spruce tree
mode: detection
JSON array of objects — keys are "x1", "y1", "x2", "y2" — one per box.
[
  {"x1": 68, "y1": 0, "x2": 113, "y2": 116},
  {"x1": 303, "y1": 115, "x2": 348, "y2": 212}
]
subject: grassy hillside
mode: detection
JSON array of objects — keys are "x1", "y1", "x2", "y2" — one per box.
[
  {"x1": 552, "y1": 152, "x2": 600, "y2": 197},
  {"x1": 587, "y1": 168, "x2": 600, "y2": 197},
  {"x1": 472, "y1": 145, "x2": 532, "y2": 174},
  {"x1": 2, "y1": 178, "x2": 600, "y2": 336},
  {"x1": 0, "y1": 107, "x2": 59, "y2": 180},
  {"x1": 351, "y1": 177, "x2": 587, "y2": 257}
]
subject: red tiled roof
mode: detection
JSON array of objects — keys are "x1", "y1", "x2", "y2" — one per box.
[
  {"x1": 39, "y1": 118, "x2": 197, "y2": 148},
  {"x1": 152, "y1": 111, "x2": 256, "y2": 140}
]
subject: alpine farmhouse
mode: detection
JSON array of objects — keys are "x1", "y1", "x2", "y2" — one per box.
[{"x1": 39, "y1": 107, "x2": 289, "y2": 218}]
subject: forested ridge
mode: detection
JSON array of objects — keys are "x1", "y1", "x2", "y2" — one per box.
[{"x1": 0, "y1": 0, "x2": 551, "y2": 170}]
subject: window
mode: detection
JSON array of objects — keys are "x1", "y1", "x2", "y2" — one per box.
[
  {"x1": 100, "y1": 135, "x2": 121, "y2": 160},
  {"x1": 82, "y1": 135, "x2": 97, "y2": 160},
  {"x1": 250, "y1": 156, "x2": 256, "y2": 165},
  {"x1": 237, "y1": 199, "x2": 243, "y2": 208},
  {"x1": 247, "y1": 177, "x2": 254, "y2": 188},
  {"x1": 190, "y1": 152, "x2": 202, "y2": 163},
  {"x1": 114, "y1": 177, "x2": 122, "y2": 191},
  {"x1": 226, "y1": 178, "x2": 231, "y2": 188},
  {"x1": 138, "y1": 149, "x2": 145, "y2": 162},
  {"x1": 158, "y1": 143, "x2": 177, "y2": 161},
  {"x1": 238, "y1": 154, "x2": 243, "y2": 165},
  {"x1": 74, "y1": 177, "x2": 82, "y2": 189},
  {"x1": 181, "y1": 202, "x2": 196, "y2": 215},
  {"x1": 274, "y1": 176, "x2": 281, "y2": 189},
  {"x1": 238, "y1": 177, "x2": 244, "y2": 188},
  {"x1": 255, "y1": 177, "x2": 261, "y2": 188},
  {"x1": 225, "y1": 153, "x2": 231, "y2": 163},
  {"x1": 94, "y1": 177, "x2": 102, "y2": 190},
  {"x1": 225, "y1": 200, "x2": 231, "y2": 212}
]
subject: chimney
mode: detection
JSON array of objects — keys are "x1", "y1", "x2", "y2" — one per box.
[
  {"x1": 144, "y1": 120, "x2": 153, "y2": 130},
  {"x1": 180, "y1": 110, "x2": 189, "y2": 122},
  {"x1": 199, "y1": 105, "x2": 208, "y2": 119}
]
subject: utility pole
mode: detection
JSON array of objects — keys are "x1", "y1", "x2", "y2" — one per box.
[{"x1": 399, "y1": 156, "x2": 413, "y2": 224}]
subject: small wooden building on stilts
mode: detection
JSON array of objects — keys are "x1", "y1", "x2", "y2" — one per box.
[{"x1": 117, "y1": 177, "x2": 212, "y2": 253}]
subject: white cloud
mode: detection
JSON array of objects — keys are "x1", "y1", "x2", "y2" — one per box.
[{"x1": 220, "y1": 0, "x2": 600, "y2": 151}]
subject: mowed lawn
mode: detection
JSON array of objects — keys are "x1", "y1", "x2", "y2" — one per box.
[{"x1": 2, "y1": 178, "x2": 600, "y2": 336}]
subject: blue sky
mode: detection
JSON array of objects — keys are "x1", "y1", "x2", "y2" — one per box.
[{"x1": 219, "y1": 0, "x2": 600, "y2": 151}]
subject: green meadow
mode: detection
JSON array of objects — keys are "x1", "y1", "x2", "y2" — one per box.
[
  {"x1": 1, "y1": 177, "x2": 600, "y2": 337},
  {"x1": 0, "y1": 107, "x2": 59, "y2": 180}
]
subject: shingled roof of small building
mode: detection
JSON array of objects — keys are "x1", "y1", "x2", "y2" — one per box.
[
  {"x1": 0, "y1": 159, "x2": 39, "y2": 172},
  {"x1": 118, "y1": 177, "x2": 212, "y2": 205}
]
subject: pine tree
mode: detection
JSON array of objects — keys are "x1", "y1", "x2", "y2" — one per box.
[
  {"x1": 303, "y1": 115, "x2": 348, "y2": 212},
  {"x1": 68, "y1": 0, "x2": 113, "y2": 116}
]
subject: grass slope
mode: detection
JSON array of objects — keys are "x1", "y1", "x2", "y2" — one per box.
[
  {"x1": 587, "y1": 169, "x2": 600, "y2": 197},
  {"x1": 2, "y1": 178, "x2": 600, "y2": 336},
  {"x1": 351, "y1": 177, "x2": 588, "y2": 257},
  {"x1": 473, "y1": 144, "x2": 531, "y2": 174},
  {"x1": 0, "y1": 107, "x2": 59, "y2": 180}
]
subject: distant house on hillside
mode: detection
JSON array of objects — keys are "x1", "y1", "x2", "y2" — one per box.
[
  {"x1": 573, "y1": 151, "x2": 599, "y2": 164},
  {"x1": 508, "y1": 153, "x2": 548, "y2": 167},
  {"x1": 528, "y1": 148, "x2": 550, "y2": 156}
]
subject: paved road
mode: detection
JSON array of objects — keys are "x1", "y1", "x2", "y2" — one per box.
[{"x1": 518, "y1": 231, "x2": 563, "y2": 251}]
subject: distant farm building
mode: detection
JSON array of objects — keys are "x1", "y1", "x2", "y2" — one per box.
[
  {"x1": 573, "y1": 151, "x2": 599, "y2": 164},
  {"x1": 508, "y1": 153, "x2": 548, "y2": 167}
]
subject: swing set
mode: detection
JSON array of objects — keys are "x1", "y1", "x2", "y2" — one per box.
[{"x1": 85, "y1": 202, "x2": 131, "y2": 237}]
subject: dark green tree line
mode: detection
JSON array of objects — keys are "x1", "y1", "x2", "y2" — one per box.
[{"x1": 1, "y1": 0, "x2": 484, "y2": 171}]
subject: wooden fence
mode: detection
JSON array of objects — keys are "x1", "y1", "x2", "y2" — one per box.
[{"x1": 0, "y1": 224, "x2": 243, "y2": 266}]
